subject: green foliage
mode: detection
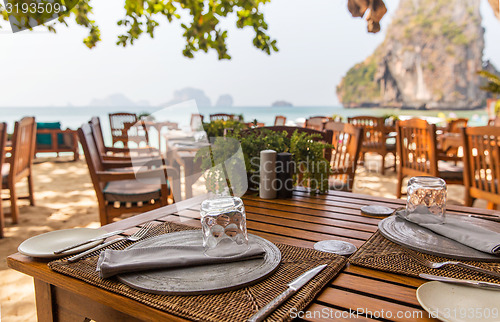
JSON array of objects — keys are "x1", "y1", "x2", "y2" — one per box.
[
  {"x1": 478, "y1": 70, "x2": 500, "y2": 96},
  {"x1": 337, "y1": 59, "x2": 380, "y2": 104},
  {"x1": 0, "y1": 0, "x2": 100, "y2": 49},
  {"x1": 0, "y1": 0, "x2": 277, "y2": 60},
  {"x1": 195, "y1": 127, "x2": 333, "y2": 195},
  {"x1": 202, "y1": 119, "x2": 247, "y2": 139}
]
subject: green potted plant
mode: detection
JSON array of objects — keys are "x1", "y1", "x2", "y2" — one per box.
[{"x1": 196, "y1": 126, "x2": 333, "y2": 196}]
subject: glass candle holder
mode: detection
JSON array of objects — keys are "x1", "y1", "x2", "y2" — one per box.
[
  {"x1": 406, "y1": 176, "x2": 447, "y2": 224},
  {"x1": 200, "y1": 196, "x2": 249, "y2": 257}
]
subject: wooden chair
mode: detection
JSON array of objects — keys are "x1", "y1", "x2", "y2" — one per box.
[
  {"x1": 109, "y1": 113, "x2": 150, "y2": 147},
  {"x1": 462, "y1": 126, "x2": 500, "y2": 209},
  {"x1": 395, "y1": 118, "x2": 463, "y2": 198},
  {"x1": 2, "y1": 117, "x2": 37, "y2": 224},
  {"x1": 324, "y1": 121, "x2": 363, "y2": 192},
  {"x1": 488, "y1": 118, "x2": 500, "y2": 126},
  {"x1": 35, "y1": 122, "x2": 79, "y2": 161},
  {"x1": 348, "y1": 116, "x2": 396, "y2": 175},
  {"x1": 305, "y1": 116, "x2": 329, "y2": 131},
  {"x1": 0, "y1": 123, "x2": 7, "y2": 238},
  {"x1": 79, "y1": 123, "x2": 180, "y2": 225},
  {"x1": 90, "y1": 117, "x2": 160, "y2": 163},
  {"x1": 447, "y1": 118, "x2": 468, "y2": 133},
  {"x1": 190, "y1": 114, "x2": 204, "y2": 131},
  {"x1": 89, "y1": 118, "x2": 164, "y2": 174},
  {"x1": 209, "y1": 114, "x2": 240, "y2": 122},
  {"x1": 274, "y1": 115, "x2": 287, "y2": 126}
]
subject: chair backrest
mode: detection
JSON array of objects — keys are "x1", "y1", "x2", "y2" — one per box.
[
  {"x1": 209, "y1": 113, "x2": 239, "y2": 122},
  {"x1": 0, "y1": 122, "x2": 6, "y2": 175},
  {"x1": 89, "y1": 117, "x2": 108, "y2": 156},
  {"x1": 447, "y1": 118, "x2": 468, "y2": 133},
  {"x1": 274, "y1": 115, "x2": 287, "y2": 126},
  {"x1": 396, "y1": 118, "x2": 438, "y2": 177},
  {"x1": 348, "y1": 116, "x2": 386, "y2": 149},
  {"x1": 462, "y1": 126, "x2": 500, "y2": 203},
  {"x1": 241, "y1": 126, "x2": 333, "y2": 161},
  {"x1": 109, "y1": 113, "x2": 149, "y2": 146},
  {"x1": 78, "y1": 123, "x2": 106, "y2": 195},
  {"x1": 324, "y1": 121, "x2": 363, "y2": 184},
  {"x1": 190, "y1": 114, "x2": 204, "y2": 131},
  {"x1": 9, "y1": 117, "x2": 37, "y2": 180},
  {"x1": 305, "y1": 116, "x2": 329, "y2": 131}
]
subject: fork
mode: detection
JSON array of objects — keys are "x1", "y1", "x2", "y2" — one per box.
[
  {"x1": 67, "y1": 222, "x2": 155, "y2": 263},
  {"x1": 405, "y1": 250, "x2": 500, "y2": 279}
]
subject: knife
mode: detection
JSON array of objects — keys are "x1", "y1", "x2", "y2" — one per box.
[
  {"x1": 53, "y1": 230, "x2": 125, "y2": 254},
  {"x1": 469, "y1": 214, "x2": 500, "y2": 223},
  {"x1": 419, "y1": 273, "x2": 500, "y2": 290},
  {"x1": 248, "y1": 264, "x2": 328, "y2": 322}
]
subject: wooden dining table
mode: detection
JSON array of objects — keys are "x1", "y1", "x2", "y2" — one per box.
[{"x1": 7, "y1": 188, "x2": 500, "y2": 322}]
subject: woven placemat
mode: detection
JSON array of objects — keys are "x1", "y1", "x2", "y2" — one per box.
[
  {"x1": 49, "y1": 222, "x2": 346, "y2": 322},
  {"x1": 349, "y1": 231, "x2": 500, "y2": 283}
]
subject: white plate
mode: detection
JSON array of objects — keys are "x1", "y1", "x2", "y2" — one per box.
[
  {"x1": 417, "y1": 281, "x2": 500, "y2": 322},
  {"x1": 18, "y1": 228, "x2": 107, "y2": 258}
]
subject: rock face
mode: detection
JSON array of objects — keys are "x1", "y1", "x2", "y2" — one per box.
[
  {"x1": 337, "y1": 0, "x2": 487, "y2": 109},
  {"x1": 215, "y1": 94, "x2": 234, "y2": 107}
]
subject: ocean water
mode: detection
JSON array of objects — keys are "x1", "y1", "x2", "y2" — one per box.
[{"x1": 0, "y1": 105, "x2": 490, "y2": 146}]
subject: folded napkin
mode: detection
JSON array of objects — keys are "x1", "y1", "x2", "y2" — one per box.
[
  {"x1": 97, "y1": 242, "x2": 265, "y2": 279},
  {"x1": 396, "y1": 206, "x2": 500, "y2": 255}
]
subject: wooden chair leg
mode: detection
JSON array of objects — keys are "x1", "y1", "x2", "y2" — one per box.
[
  {"x1": 9, "y1": 183, "x2": 19, "y2": 224},
  {"x1": 381, "y1": 154, "x2": 386, "y2": 175},
  {"x1": 464, "y1": 189, "x2": 473, "y2": 207},
  {"x1": 28, "y1": 174, "x2": 35, "y2": 206},
  {"x1": 100, "y1": 205, "x2": 110, "y2": 226},
  {"x1": 487, "y1": 201, "x2": 497, "y2": 210},
  {"x1": 396, "y1": 172, "x2": 403, "y2": 199},
  {"x1": 0, "y1": 200, "x2": 4, "y2": 238}
]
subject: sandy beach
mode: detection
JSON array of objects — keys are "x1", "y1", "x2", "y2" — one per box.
[{"x1": 0, "y1": 154, "x2": 486, "y2": 321}]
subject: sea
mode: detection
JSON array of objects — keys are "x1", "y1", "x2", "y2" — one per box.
[{"x1": 0, "y1": 105, "x2": 490, "y2": 147}]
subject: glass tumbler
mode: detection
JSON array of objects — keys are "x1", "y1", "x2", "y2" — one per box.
[
  {"x1": 406, "y1": 176, "x2": 447, "y2": 224},
  {"x1": 200, "y1": 196, "x2": 249, "y2": 257}
]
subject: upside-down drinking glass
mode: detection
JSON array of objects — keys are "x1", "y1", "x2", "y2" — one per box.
[
  {"x1": 406, "y1": 176, "x2": 447, "y2": 224},
  {"x1": 200, "y1": 196, "x2": 249, "y2": 257}
]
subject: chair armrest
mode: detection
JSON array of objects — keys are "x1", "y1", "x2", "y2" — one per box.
[
  {"x1": 97, "y1": 166, "x2": 179, "y2": 182},
  {"x1": 105, "y1": 147, "x2": 160, "y2": 155},
  {"x1": 101, "y1": 156, "x2": 165, "y2": 169}
]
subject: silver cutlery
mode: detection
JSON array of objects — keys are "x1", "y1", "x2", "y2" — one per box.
[
  {"x1": 248, "y1": 264, "x2": 328, "y2": 322},
  {"x1": 406, "y1": 250, "x2": 500, "y2": 279},
  {"x1": 54, "y1": 229, "x2": 125, "y2": 254},
  {"x1": 67, "y1": 222, "x2": 155, "y2": 263},
  {"x1": 469, "y1": 214, "x2": 500, "y2": 223},
  {"x1": 419, "y1": 273, "x2": 500, "y2": 291}
]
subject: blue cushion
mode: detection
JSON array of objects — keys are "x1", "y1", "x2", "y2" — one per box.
[{"x1": 36, "y1": 122, "x2": 64, "y2": 146}]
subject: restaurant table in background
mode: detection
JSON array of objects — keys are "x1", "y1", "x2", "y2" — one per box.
[
  {"x1": 8, "y1": 188, "x2": 500, "y2": 321},
  {"x1": 164, "y1": 135, "x2": 208, "y2": 199},
  {"x1": 142, "y1": 121, "x2": 179, "y2": 152}
]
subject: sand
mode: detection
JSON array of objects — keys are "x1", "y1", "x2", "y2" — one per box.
[{"x1": 0, "y1": 154, "x2": 487, "y2": 321}]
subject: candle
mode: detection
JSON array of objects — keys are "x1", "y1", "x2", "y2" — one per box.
[{"x1": 259, "y1": 150, "x2": 277, "y2": 199}]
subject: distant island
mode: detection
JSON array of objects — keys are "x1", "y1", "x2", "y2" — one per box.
[
  {"x1": 89, "y1": 93, "x2": 151, "y2": 107},
  {"x1": 272, "y1": 100, "x2": 293, "y2": 107}
]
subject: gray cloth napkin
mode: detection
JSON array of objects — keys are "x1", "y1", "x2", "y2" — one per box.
[
  {"x1": 396, "y1": 206, "x2": 500, "y2": 255},
  {"x1": 97, "y1": 242, "x2": 265, "y2": 279}
]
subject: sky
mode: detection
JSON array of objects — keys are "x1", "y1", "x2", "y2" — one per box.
[{"x1": 0, "y1": 0, "x2": 499, "y2": 107}]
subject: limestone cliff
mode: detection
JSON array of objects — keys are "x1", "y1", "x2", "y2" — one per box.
[{"x1": 337, "y1": 0, "x2": 488, "y2": 109}]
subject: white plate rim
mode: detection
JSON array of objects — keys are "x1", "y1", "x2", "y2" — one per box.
[
  {"x1": 416, "y1": 281, "x2": 500, "y2": 322},
  {"x1": 18, "y1": 227, "x2": 107, "y2": 258}
]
